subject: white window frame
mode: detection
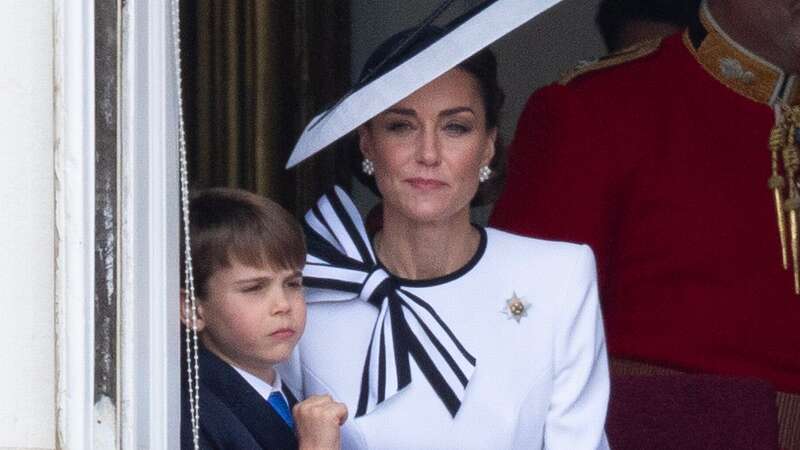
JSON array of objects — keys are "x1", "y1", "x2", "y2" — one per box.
[
  {"x1": 54, "y1": 0, "x2": 96, "y2": 447},
  {"x1": 119, "y1": 0, "x2": 181, "y2": 448},
  {"x1": 54, "y1": 0, "x2": 180, "y2": 447}
]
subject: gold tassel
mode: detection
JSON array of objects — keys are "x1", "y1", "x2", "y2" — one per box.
[
  {"x1": 769, "y1": 125, "x2": 788, "y2": 269},
  {"x1": 783, "y1": 196, "x2": 800, "y2": 294},
  {"x1": 773, "y1": 188, "x2": 788, "y2": 268},
  {"x1": 789, "y1": 108, "x2": 800, "y2": 293},
  {"x1": 780, "y1": 104, "x2": 800, "y2": 295}
]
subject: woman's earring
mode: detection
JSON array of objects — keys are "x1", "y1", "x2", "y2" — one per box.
[
  {"x1": 479, "y1": 165, "x2": 492, "y2": 183},
  {"x1": 362, "y1": 159, "x2": 375, "y2": 176}
]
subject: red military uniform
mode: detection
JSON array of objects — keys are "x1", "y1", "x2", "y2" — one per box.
[{"x1": 491, "y1": 4, "x2": 800, "y2": 395}]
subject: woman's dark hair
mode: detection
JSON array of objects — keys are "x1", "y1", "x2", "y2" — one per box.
[{"x1": 351, "y1": 25, "x2": 507, "y2": 207}]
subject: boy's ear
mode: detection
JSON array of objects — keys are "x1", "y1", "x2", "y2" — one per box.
[{"x1": 180, "y1": 289, "x2": 206, "y2": 332}]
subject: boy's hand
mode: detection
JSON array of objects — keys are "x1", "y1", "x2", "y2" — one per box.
[{"x1": 294, "y1": 394, "x2": 348, "y2": 450}]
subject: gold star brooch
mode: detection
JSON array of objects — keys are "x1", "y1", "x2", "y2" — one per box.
[{"x1": 501, "y1": 292, "x2": 531, "y2": 323}]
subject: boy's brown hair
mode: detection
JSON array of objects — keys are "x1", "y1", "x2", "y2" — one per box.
[{"x1": 182, "y1": 187, "x2": 306, "y2": 299}]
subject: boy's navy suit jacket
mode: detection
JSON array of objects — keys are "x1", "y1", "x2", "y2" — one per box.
[{"x1": 181, "y1": 346, "x2": 299, "y2": 450}]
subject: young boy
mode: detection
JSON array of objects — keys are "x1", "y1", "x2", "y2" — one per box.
[{"x1": 180, "y1": 188, "x2": 346, "y2": 450}]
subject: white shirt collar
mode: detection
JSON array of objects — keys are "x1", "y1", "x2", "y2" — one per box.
[{"x1": 232, "y1": 366, "x2": 283, "y2": 402}]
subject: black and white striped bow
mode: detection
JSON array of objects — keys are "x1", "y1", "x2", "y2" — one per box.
[{"x1": 303, "y1": 186, "x2": 477, "y2": 417}]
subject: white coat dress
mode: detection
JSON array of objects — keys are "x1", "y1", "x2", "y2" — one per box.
[{"x1": 280, "y1": 187, "x2": 610, "y2": 450}]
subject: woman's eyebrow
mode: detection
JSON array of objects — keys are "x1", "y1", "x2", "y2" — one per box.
[
  {"x1": 383, "y1": 106, "x2": 475, "y2": 117},
  {"x1": 384, "y1": 107, "x2": 416, "y2": 116},
  {"x1": 439, "y1": 106, "x2": 474, "y2": 117}
]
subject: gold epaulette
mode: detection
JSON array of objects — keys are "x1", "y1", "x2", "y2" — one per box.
[{"x1": 559, "y1": 38, "x2": 662, "y2": 85}]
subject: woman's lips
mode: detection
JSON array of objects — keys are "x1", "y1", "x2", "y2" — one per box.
[
  {"x1": 406, "y1": 178, "x2": 446, "y2": 189},
  {"x1": 270, "y1": 328, "x2": 295, "y2": 339}
]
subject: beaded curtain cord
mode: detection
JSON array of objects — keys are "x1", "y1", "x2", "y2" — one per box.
[{"x1": 170, "y1": 0, "x2": 201, "y2": 448}]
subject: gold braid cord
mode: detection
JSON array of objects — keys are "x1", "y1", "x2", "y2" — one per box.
[{"x1": 770, "y1": 104, "x2": 800, "y2": 294}]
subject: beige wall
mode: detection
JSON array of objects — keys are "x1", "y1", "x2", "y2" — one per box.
[{"x1": 0, "y1": 0, "x2": 56, "y2": 448}]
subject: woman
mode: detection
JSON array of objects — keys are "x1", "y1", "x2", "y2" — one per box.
[{"x1": 282, "y1": 26, "x2": 610, "y2": 449}]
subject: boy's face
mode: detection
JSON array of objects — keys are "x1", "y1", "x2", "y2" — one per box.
[{"x1": 196, "y1": 260, "x2": 306, "y2": 380}]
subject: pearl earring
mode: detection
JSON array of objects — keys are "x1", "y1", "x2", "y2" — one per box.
[
  {"x1": 479, "y1": 165, "x2": 492, "y2": 183},
  {"x1": 362, "y1": 159, "x2": 375, "y2": 176}
]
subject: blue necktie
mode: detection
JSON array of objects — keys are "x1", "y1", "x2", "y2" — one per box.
[{"x1": 267, "y1": 392, "x2": 294, "y2": 429}]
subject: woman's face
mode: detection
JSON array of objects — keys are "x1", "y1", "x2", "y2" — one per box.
[{"x1": 359, "y1": 68, "x2": 496, "y2": 226}]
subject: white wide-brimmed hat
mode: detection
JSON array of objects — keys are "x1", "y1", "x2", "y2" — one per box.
[{"x1": 285, "y1": 0, "x2": 563, "y2": 169}]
